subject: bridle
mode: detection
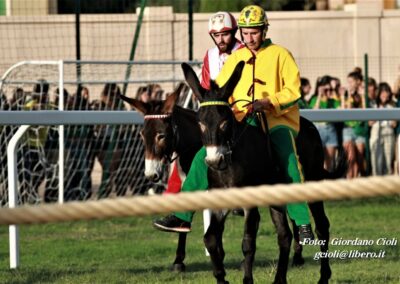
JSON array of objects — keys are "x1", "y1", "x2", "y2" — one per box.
[
  {"x1": 144, "y1": 113, "x2": 179, "y2": 163},
  {"x1": 198, "y1": 99, "x2": 258, "y2": 164}
]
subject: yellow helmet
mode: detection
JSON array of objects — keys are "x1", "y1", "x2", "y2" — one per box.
[{"x1": 238, "y1": 5, "x2": 269, "y2": 28}]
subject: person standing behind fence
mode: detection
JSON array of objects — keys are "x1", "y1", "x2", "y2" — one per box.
[
  {"x1": 394, "y1": 75, "x2": 400, "y2": 174},
  {"x1": 368, "y1": 83, "x2": 397, "y2": 175},
  {"x1": 94, "y1": 83, "x2": 126, "y2": 198},
  {"x1": 299, "y1": 77, "x2": 311, "y2": 109},
  {"x1": 20, "y1": 79, "x2": 51, "y2": 203},
  {"x1": 340, "y1": 68, "x2": 367, "y2": 178},
  {"x1": 309, "y1": 75, "x2": 340, "y2": 171}
]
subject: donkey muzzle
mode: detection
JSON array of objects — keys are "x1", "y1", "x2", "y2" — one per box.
[
  {"x1": 144, "y1": 159, "x2": 163, "y2": 182},
  {"x1": 205, "y1": 146, "x2": 229, "y2": 170}
]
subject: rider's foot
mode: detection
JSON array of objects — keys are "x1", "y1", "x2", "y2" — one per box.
[
  {"x1": 299, "y1": 224, "x2": 314, "y2": 244},
  {"x1": 153, "y1": 214, "x2": 192, "y2": 233}
]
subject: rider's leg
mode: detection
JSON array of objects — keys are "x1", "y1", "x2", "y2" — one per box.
[{"x1": 270, "y1": 127, "x2": 313, "y2": 241}]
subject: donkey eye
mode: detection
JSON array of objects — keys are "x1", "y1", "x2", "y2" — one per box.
[
  {"x1": 156, "y1": 133, "x2": 166, "y2": 142},
  {"x1": 199, "y1": 122, "x2": 206, "y2": 133},
  {"x1": 219, "y1": 120, "x2": 228, "y2": 131}
]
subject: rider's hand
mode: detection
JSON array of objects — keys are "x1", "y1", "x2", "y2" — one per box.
[{"x1": 252, "y1": 98, "x2": 274, "y2": 112}]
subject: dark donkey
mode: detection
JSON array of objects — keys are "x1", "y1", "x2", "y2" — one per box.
[
  {"x1": 119, "y1": 86, "x2": 330, "y2": 276},
  {"x1": 119, "y1": 85, "x2": 202, "y2": 272},
  {"x1": 181, "y1": 61, "x2": 346, "y2": 284}
]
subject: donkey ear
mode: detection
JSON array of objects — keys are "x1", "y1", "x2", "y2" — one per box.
[
  {"x1": 162, "y1": 83, "x2": 185, "y2": 113},
  {"x1": 181, "y1": 63, "x2": 205, "y2": 101},
  {"x1": 118, "y1": 94, "x2": 149, "y2": 115},
  {"x1": 220, "y1": 61, "x2": 245, "y2": 100}
]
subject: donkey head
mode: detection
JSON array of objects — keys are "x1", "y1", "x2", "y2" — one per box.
[
  {"x1": 118, "y1": 85, "x2": 183, "y2": 182},
  {"x1": 181, "y1": 61, "x2": 245, "y2": 170}
]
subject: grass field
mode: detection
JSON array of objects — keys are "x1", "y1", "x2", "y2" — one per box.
[{"x1": 0, "y1": 196, "x2": 399, "y2": 283}]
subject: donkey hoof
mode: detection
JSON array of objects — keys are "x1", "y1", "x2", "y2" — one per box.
[
  {"x1": 318, "y1": 279, "x2": 329, "y2": 284},
  {"x1": 171, "y1": 262, "x2": 186, "y2": 272},
  {"x1": 292, "y1": 253, "x2": 305, "y2": 267}
]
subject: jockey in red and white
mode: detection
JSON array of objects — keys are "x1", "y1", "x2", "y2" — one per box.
[
  {"x1": 163, "y1": 12, "x2": 243, "y2": 196},
  {"x1": 201, "y1": 11, "x2": 243, "y2": 90}
]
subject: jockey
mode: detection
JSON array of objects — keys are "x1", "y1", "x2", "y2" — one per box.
[
  {"x1": 201, "y1": 11, "x2": 243, "y2": 90},
  {"x1": 160, "y1": 12, "x2": 243, "y2": 195},
  {"x1": 153, "y1": 11, "x2": 243, "y2": 232},
  {"x1": 216, "y1": 5, "x2": 314, "y2": 241},
  {"x1": 154, "y1": 6, "x2": 314, "y2": 243}
]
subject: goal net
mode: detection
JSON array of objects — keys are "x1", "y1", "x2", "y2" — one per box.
[{"x1": 0, "y1": 60, "x2": 196, "y2": 206}]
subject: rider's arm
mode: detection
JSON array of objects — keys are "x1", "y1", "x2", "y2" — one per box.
[
  {"x1": 200, "y1": 52, "x2": 211, "y2": 90},
  {"x1": 266, "y1": 51, "x2": 301, "y2": 116}
]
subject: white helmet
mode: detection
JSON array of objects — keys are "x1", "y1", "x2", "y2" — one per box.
[{"x1": 208, "y1": 11, "x2": 238, "y2": 34}]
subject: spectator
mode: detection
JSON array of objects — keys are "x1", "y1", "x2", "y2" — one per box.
[
  {"x1": 20, "y1": 79, "x2": 51, "y2": 203},
  {"x1": 394, "y1": 75, "x2": 400, "y2": 174},
  {"x1": 10, "y1": 87, "x2": 27, "y2": 110},
  {"x1": 309, "y1": 75, "x2": 341, "y2": 171},
  {"x1": 299, "y1": 77, "x2": 311, "y2": 109},
  {"x1": 330, "y1": 77, "x2": 345, "y2": 147},
  {"x1": 369, "y1": 83, "x2": 397, "y2": 175},
  {"x1": 136, "y1": 86, "x2": 150, "y2": 103},
  {"x1": 93, "y1": 83, "x2": 126, "y2": 198},
  {"x1": 341, "y1": 69, "x2": 367, "y2": 178},
  {"x1": 148, "y1": 83, "x2": 164, "y2": 101},
  {"x1": 42, "y1": 87, "x2": 70, "y2": 202},
  {"x1": 367, "y1": 77, "x2": 378, "y2": 108},
  {"x1": 44, "y1": 86, "x2": 95, "y2": 202}
]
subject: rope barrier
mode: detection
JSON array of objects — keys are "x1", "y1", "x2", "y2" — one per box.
[{"x1": 0, "y1": 175, "x2": 399, "y2": 225}]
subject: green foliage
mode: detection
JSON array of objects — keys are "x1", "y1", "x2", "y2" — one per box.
[
  {"x1": 56, "y1": 0, "x2": 312, "y2": 14},
  {"x1": 0, "y1": 197, "x2": 398, "y2": 283},
  {"x1": 198, "y1": 0, "x2": 253, "y2": 12}
]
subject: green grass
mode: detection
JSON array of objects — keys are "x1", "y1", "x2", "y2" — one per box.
[{"x1": 0, "y1": 196, "x2": 399, "y2": 283}]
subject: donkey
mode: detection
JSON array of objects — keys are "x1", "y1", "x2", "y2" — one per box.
[
  {"x1": 181, "y1": 61, "x2": 345, "y2": 284},
  {"x1": 119, "y1": 86, "x2": 310, "y2": 275},
  {"x1": 119, "y1": 84, "x2": 202, "y2": 272}
]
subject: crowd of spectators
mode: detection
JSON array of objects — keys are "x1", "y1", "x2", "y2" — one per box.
[
  {"x1": 299, "y1": 67, "x2": 400, "y2": 178},
  {"x1": 0, "y1": 80, "x2": 177, "y2": 204}
]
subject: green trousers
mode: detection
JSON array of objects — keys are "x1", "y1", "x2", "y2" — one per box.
[{"x1": 175, "y1": 124, "x2": 310, "y2": 226}]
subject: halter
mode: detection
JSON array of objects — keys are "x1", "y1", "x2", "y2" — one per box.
[
  {"x1": 199, "y1": 101, "x2": 230, "y2": 108},
  {"x1": 144, "y1": 113, "x2": 171, "y2": 120},
  {"x1": 142, "y1": 112, "x2": 178, "y2": 162},
  {"x1": 198, "y1": 99, "x2": 249, "y2": 165}
]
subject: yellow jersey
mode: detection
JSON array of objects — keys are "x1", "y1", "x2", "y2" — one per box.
[{"x1": 216, "y1": 39, "x2": 301, "y2": 132}]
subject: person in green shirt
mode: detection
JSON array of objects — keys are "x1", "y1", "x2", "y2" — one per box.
[{"x1": 308, "y1": 75, "x2": 341, "y2": 171}]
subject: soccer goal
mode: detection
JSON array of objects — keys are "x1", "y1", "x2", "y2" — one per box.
[{"x1": 0, "y1": 60, "x2": 199, "y2": 208}]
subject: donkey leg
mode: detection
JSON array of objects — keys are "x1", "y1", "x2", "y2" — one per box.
[
  {"x1": 242, "y1": 208, "x2": 260, "y2": 284},
  {"x1": 204, "y1": 211, "x2": 228, "y2": 284},
  {"x1": 172, "y1": 232, "x2": 187, "y2": 272},
  {"x1": 309, "y1": 201, "x2": 331, "y2": 284},
  {"x1": 290, "y1": 218, "x2": 305, "y2": 266},
  {"x1": 269, "y1": 206, "x2": 292, "y2": 284}
]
